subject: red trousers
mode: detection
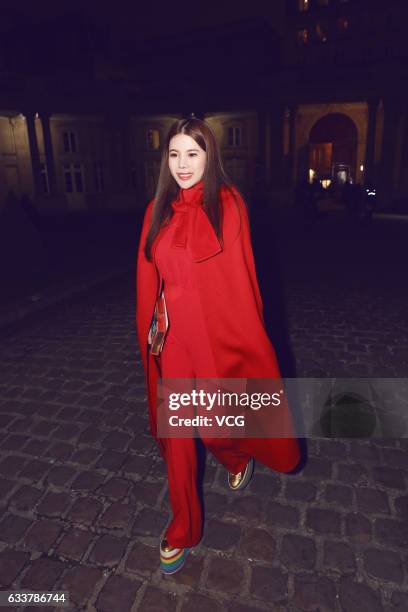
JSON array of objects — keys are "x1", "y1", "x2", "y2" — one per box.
[
  {"x1": 159, "y1": 293, "x2": 300, "y2": 548},
  {"x1": 160, "y1": 326, "x2": 250, "y2": 548}
]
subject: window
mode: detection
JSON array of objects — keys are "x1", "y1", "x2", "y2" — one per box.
[
  {"x1": 316, "y1": 22, "x2": 329, "y2": 42},
  {"x1": 227, "y1": 126, "x2": 242, "y2": 147},
  {"x1": 93, "y1": 162, "x2": 104, "y2": 192},
  {"x1": 298, "y1": 0, "x2": 309, "y2": 11},
  {"x1": 63, "y1": 131, "x2": 77, "y2": 153},
  {"x1": 40, "y1": 163, "x2": 49, "y2": 194},
  {"x1": 298, "y1": 28, "x2": 309, "y2": 45},
  {"x1": 63, "y1": 163, "x2": 84, "y2": 193},
  {"x1": 146, "y1": 128, "x2": 160, "y2": 150}
]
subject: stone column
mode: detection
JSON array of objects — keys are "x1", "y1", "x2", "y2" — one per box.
[
  {"x1": 254, "y1": 109, "x2": 268, "y2": 201},
  {"x1": 287, "y1": 104, "x2": 297, "y2": 185},
  {"x1": 120, "y1": 115, "x2": 132, "y2": 192},
  {"x1": 24, "y1": 111, "x2": 42, "y2": 197},
  {"x1": 264, "y1": 110, "x2": 272, "y2": 190},
  {"x1": 269, "y1": 104, "x2": 285, "y2": 187},
  {"x1": 39, "y1": 112, "x2": 58, "y2": 194},
  {"x1": 377, "y1": 97, "x2": 401, "y2": 207},
  {"x1": 364, "y1": 98, "x2": 379, "y2": 185},
  {"x1": 105, "y1": 114, "x2": 120, "y2": 193}
]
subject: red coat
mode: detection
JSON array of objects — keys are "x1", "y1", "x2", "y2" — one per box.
[{"x1": 136, "y1": 183, "x2": 300, "y2": 470}]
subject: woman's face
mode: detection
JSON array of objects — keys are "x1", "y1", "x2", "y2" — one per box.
[{"x1": 168, "y1": 133, "x2": 207, "y2": 189}]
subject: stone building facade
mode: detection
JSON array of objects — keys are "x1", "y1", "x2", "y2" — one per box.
[{"x1": 1, "y1": 2, "x2": 407, "y2": 214}]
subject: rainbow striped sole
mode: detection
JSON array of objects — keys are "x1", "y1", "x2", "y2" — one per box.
[{"x1": 160, "y1": 544, "x2": 191, "y2": 574}]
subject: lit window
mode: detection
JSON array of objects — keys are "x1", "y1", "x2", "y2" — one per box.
[
  {"x1": 298, "y1": 29, "x2": 309, "y2": 45},
  {"x1": 63, "y1": 163, "x2": 84, "y2": 193},
  {"x1": 298, "y1": 0, "x2": 309, "y2": 11},
  {"x1": 338, "y1": 17, "x2": 350, "y2": 32},
  {"x1": 40, "y1": 163, "x2": 49, "y2": 194},
  {"x1": 227, "y1": 126, "x2": 242, "y2": 147},
  {"x1": 63, "y1": 131, "x2": 77, "y2": 153},
  {"x1": 93, "y1": 162, "x2": 104, "y2": 192},
  {"x1": 316, "y1": 23, "x2": 329, "y2": 43},
  {"x1": 146, "y1": 129, "x2": 160, "y2": 150}
]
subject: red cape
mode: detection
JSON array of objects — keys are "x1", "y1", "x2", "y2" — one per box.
[{"x1": 136, "y1": 183, "x2": 300, "y2": 471}]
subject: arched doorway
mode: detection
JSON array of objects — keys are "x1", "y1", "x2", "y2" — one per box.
[{"x1": 308, "y1": 113, "x2": 358, "y2": 186}]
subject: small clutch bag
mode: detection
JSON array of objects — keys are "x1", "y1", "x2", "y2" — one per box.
[{"x1": 148, "y1": 283, "x2": 169, "y2": 356}]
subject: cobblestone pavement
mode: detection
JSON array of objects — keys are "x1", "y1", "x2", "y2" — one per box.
[{"x1": 0, "y1": 214, "x2": 408, "y2": 611}]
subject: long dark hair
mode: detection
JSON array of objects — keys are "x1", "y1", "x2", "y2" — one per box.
[{"x1": 144, "y1": 117, "x2": 241, "y2": 261}]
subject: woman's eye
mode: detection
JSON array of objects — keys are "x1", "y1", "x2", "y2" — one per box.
[{"x1": 169, "y1": 153, "x2": 198, "y2": 158}]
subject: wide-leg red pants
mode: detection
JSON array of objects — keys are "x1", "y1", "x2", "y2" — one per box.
[
  {"x1": 160, "y1": 287, "x2": 249, "y2": 548},
  {"x1": 158, "y1": 285, "x2": 300, "y2": 548}
]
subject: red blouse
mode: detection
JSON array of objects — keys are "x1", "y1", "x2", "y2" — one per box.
[{"x1": 154, "y1": 179, "x2": 217, "y2": 373}]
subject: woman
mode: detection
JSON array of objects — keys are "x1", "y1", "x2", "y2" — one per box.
[{"x1": 136, "y1": 118, "x2": 300, "y2": 575}]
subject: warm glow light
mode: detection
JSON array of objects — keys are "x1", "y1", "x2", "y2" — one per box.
[
  {"x1": 360, "y1": 164, "x2": 364, "y2": 172},
  {"x1": 309, "y1": 168, "x2": 316, "y2": 183},
  {"x1": 35, "y1": 112, "x2": 39, "y2": 119},
  {"x1": 298, "y1": 29, "x2": 309, "y2": 45},
  {"x1": 321, "y1": 179, "x2": 331, "y2": 189}
]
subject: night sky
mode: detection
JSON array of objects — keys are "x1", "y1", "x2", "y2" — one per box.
[{"x1": 3, "y1": 0, "x2": 283, "y2": 44}]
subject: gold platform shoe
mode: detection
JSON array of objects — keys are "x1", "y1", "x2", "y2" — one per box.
[{"x1": 227, "y1": 458, "x2": 254, "y2": 491}]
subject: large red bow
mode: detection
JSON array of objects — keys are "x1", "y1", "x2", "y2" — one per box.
[{"x1": 171, "y1": 187, "x2": 222, "y2": 262}]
